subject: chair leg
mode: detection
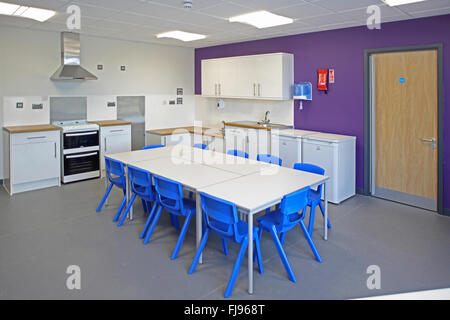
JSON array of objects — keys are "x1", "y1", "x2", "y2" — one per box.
[
  {"x1": 112, "y1": 194, "x2": 128, "y2": 223},
  {"x1": 299, "y1": 220, "x2": 322, "y2": 263},
  {"x1": 141, "y1": 199, "x2": 147, "y2": 212},
  {"x1": 318, "y1": 201, "x2": 332, "y2": 229},
  {"x1": 140, "y1": 204, "x2": 158, "y2": 239},
  {"x1": 224, "y1": 236, "x2": 248, "y2": 298},
  {"x1": 96, "y1": 184, "x2": 113, "y2": 212},
  {"x1": 170, "y1": 214, "x2": 180, "y2": 230},
  {"x1": 254, "y1": 234, "x2": 264, "y2": 274},
  {"x1": 171, "y1": 214, "x2": 193, "y2": 260},
  {"x1": 143, "y1": 206, "x2": 163, "y2": 245},
  {"x1": 279, "y1": 232, "x2": 286, "y2": 245},
  {"x1": 117, "y1": 193, "x2": 136, "y2": 227},
  {"x1": 221, "y1": 239, "x2": 229, "y2": 256},
  {"x1": 269, "y1": 226, "x2": 296, "y2": 283},
  {"x1": 308, "y1": 204, "x2": 317, "y2": 236},
  {"x1": 188, "y1": 228, "x2": 210, "y2": 274}
]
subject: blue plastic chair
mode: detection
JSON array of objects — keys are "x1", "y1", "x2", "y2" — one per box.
[
  {"x1": 293, "y1": 163, "x2": 331, "y2": 236},
  {"x1": 96, "y1": 157, "x2": 127, "y2": 222},
  {"x1": 227, "y1": 149, "x2": 249, "y2": 159},
  {"x1": 257, "y1": 154, "x2": 283, "y2": 166},
  {"x1": 257, "y1": 187, "x2": 321, "y2": 283},
  {"x1": 143, "y1": 175, "x2": 196, "y2": 260},
  {"x1": 189, "y1": 193, "x2": 263, "y2": 298},
  {"x1": 116, "y1": 166, "x2": 157, "y2": 228},
  {"x1": 142, "y1": 144, "x2": 164, "y2": 150},
  {"x1": 193, "y1": 143, "x2": 209, "y2": 150}
]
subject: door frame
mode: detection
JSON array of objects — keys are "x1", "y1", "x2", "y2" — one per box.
[{"x1": 363, "y1": 43, "x2": 444, "y2": 215}]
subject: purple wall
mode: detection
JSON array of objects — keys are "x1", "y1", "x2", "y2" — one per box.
[{"x1": 195, "y1": 14, "x2": 450, "y2": 211}]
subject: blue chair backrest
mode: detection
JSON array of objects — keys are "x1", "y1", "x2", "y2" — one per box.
[
  {"x1": 153, "y1": 175, "x2": 184, "y2": 212},
  {"x1": 257, "y1": 154, "x2": 282, "y2": 166},
  {"x1": 105, "y1": 157, "x2": 126, "y2": 185},
  {"x1": 227, "y1": 149, "x2": 249, "y2": 159},
  {"x1": 193, "y1": 143, "x2": 209, "y2": 150},
  {"x1": 200, "y1": 192, "x2": 241, "y2": 243},
  {"x1": 279, "y1": 187, "x2": 310, "y2": 230},
  {"x1": 142, "y1": 145, "x2": 164, "y2": 150},
  {"x1": 128, "y1": 166, "x2": 154, "y2": 199},
  {"x1": 293, "y1": 163, "x2": 325, "y2": 194}
]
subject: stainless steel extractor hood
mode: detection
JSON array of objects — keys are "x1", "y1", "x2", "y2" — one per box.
[{"x1": 50, "y1": 32, "x2": 97, "y2": 81}]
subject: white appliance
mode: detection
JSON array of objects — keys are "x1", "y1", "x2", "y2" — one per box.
[
  {"x1": 53, "y1": 120, "x2": 100, "y2": 183},
  {"x1": 270, "y1": 129, "x2": 319, "y2": 168},
  {"x1": 302, "y1": 133, "x2": 356, "y2": 204}
]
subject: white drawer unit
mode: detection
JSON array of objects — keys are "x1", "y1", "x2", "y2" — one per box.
[
  {"x1": 3, "y1": 129, "x2": 61, "y2": 195},
  {"x1": 100, "y1": 125, "x2": 131, "y2": 176},
  {"x1": 302, "y1": 133, "x2": 356, "y2": 204}
]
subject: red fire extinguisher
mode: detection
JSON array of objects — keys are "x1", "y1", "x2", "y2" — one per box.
[{"x1": 317, "y1": 69, "x2": 329, "y2": 93}]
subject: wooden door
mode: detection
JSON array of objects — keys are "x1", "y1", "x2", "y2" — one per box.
[{"x1": 373, "y1": 50, "x2": 438, "y2": 210}]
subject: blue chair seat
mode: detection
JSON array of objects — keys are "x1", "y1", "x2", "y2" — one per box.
[{"x1": 257, "y1": 210, "x2": 302, "y2": 232}]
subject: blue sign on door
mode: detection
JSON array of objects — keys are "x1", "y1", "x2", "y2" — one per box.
[{"x1": 399, "y1": 77, "x2": 406, "y2": 84}]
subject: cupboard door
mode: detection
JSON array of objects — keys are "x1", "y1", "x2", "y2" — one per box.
[
  {"x1": 256, "y1": 54, "x2": 284, "y2": 99},
  {"x1": 12, "y1": 141, "x2": 58, "y2": 184},
  {"x1": 105, "y1": 134, "x2": 131, "y2": 155},
  {"x1": 201, "y1": 59, "x2": 219, "y2": 96},
  {"x1": 218, "y1": 58, "x2": 237, "y2": 97},
  {"x1": 166, "y1": 133, "x2": 191, "y2": 146},
  {"x1": 235, "y1": 56, "x2": 257, "y2": 98}
]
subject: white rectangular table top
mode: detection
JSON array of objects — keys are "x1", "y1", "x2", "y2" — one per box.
[
  {"x1": 130, "y1": 157, "x2": 241, "y2": 190},
  {"x1": 198, "y1": 166, "x2": 329, "y2": 213},
  {"x1": 106, "y1": 146, "x2": 176, "y2": 164}
]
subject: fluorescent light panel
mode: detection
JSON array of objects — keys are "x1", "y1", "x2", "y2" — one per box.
[
  {"x1": 0, "y1": 1, "x2": 56, "y2": 22},
  {"x1": 382, "y1": 0, "x2": 426, "y2": 6},
  {"x1": 229, "y1": 10, "x2": 293, "y2": 29},
  {"x1": 156, "y1": 30, "x2": 206, "y2": 42}
]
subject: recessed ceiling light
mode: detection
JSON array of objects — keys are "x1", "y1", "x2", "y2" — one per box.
[
  {"x1": 0, "y1": 1, "x2": 56, "y2": 22},
  {"x1": 156, "y1": 31, "x2": 206, "y2": 42},
  {"x1": 382, "y1": 0, "x2": 426, "y2": 6},
  {"x1": 229, "y1": 10, "x2": 293, "y2": 29}
]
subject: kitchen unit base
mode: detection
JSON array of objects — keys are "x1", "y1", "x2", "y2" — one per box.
[{"x1": 4, "y1": 177, "x2": 60, "y2": 195}]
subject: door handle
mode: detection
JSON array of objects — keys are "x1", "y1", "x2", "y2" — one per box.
[
  {"x1": 258, "y1": 83, "x2": 261, "y2": 96},
  {"x1": 421, "y1": 138, "x2": 436, "y2": 143},
  {"x1": 253, "y1": 83, "x2": 256, "y2": 96},
  {"x1": 215, "y1": 84, "x2": 217, "y2": 96},
  {"x1": 54, "y1": 142, "x2": 57, "y2": 158}
]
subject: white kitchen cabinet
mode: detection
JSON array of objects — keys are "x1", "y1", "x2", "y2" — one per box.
[
  {"x1": 3, "y1": 129, "x2": 61, "y2": 195},
  {"x1": 225, "y1": 126, "x2": 270, "y2": 160},
  {"x1": 100, "y1": 125, "x2": 131, "y2": 176},
  {"x1": 166, "y1": 133, "x2": 191, "y2": 146},
  {"x1": 302, "y1": 133, "x2": 356, "y2": 204},
  {"x1": 201, "y1": 53, "x2": 293, "y2": 100}
]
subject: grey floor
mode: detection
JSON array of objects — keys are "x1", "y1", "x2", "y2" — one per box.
[{"x1": 1, "y1": 178, "x2": 449, "y2": 300}]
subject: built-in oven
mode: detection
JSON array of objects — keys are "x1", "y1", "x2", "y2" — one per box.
[
  {"x1": 63, "y1": 150, "x2": 100, "y2": 183},
  {"x1": 63, "y1": 130, "x2": 99, "y2": 152}
]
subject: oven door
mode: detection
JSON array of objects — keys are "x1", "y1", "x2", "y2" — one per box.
[
  {"x1": 63, "y1": 130, "x2": 99, "y2": 151},
  {"x1": 63, "y1": 151, "x2": 100, "y2": 183}
]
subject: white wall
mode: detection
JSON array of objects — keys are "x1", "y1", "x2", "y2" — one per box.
[
  {"x1": 194, "y1": 96, "x2": 294, "y2": 128},
  {"x1": 0, "y1": 26, "x2": 195, "y2": 179}
]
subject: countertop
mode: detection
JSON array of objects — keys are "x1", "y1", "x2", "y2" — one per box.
[
  {"x1": 147, "y1": 126, "x2": 224, "y2": 138},
  {"x1": 90, "y1": 120, "x2": 132, "y2": 127},
  {"x1": 272, "y1": 128, "x2": 321, "y2": 137},
  {"x1": 224, "y1": 121, "x2": 292, "y2": 131},
  {"x1": 3, "y1": 124, "x2": 61, "y2": 134}
]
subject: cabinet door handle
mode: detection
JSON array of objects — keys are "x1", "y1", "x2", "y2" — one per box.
[
  {"x1": 258, "y1": 83, "x2": 261, "y2": 96},
  {"x1": 215, "y1": 84, "x2": 217, "y2": 96},
  {"x1": 27, "y1": 136, "x2": 46, "y2": 140},
  {"x1": 104, "y1": 137, "x2": 107, "y2": 153},
  {"x1": 110, "y1": 129, "x2": 124, "y2": 133},
  {"x1": 54, "y1": 142, "x2": 57, "y2": 158},
  {"x1": 253, "y1": 83, "x2": 256, "y2": 96},
  {"x1": 219, "y1": 84, "x2": 221, "y2": 95}
]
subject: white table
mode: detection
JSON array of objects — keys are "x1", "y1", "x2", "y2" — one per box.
[{"x1": 198, "y1": 165, "x2": 329, "y2": 294}]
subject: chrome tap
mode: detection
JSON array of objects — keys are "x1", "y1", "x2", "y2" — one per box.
[{"x1": 264, "y1": 111, "x2": 270, "y2": 124}]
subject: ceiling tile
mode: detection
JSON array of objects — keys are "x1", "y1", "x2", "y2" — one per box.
[
  {"x1": 228, "y1": 0, "x2": 308, "y2": 11},
  {"x1": 71, "y1": 0, "x2": 144, "y2": 11},
  {"x1": 196, "y1": 2, "x2": 253, "y2": 19},
  {"x1": 1, "y1": 0, "x2": 70, "y2": 10},
  {"x1": 310, "y1": 0, "x2": 387, "y2": 12},
  {"x1": 409, "y1": 6, "x2": 450, "y2": 18},
  {"x1": 395, "y1": 0, "x2": 450, "y2": 14},
  {"x1": 147, "y1": 0, "x2": 225, "y2": 11},
  {"x1": 273, "y1": 2, "x2": 335, "y2": 19}
]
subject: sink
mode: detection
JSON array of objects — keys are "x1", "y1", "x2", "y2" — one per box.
[{"x1": 255, "y1": 122, "x2": 291, "y2": 129}]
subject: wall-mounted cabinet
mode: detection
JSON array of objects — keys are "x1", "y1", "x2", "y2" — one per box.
[{"x1": 201, "y1": 53, "x2": 293, "y2": 100}]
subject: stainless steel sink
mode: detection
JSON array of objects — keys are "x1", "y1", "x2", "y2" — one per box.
[{"x1": 255, "y1": 122, "x2": 291, "y2": 129}]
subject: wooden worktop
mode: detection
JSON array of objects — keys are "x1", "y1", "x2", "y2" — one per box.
[
  {"x1": 224, "y1": 121, "x2": 270, "y2": 130},
  {"x1": 147, "y1": 126, "x2": 224, "y2": 138},
  {"x1": 90, "y1": 120, "x2": 132, "y2": 127},
  {"x1": 3, "y1": 124, "x2": 61, "y2": 134}
]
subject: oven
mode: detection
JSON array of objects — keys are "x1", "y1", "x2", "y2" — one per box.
[
  {"x1": 62, "y1": 150, "x2": 100, "y2": 183},
  {"x1": 63, "y1": 130, "x2": 99, "y2": 152}
]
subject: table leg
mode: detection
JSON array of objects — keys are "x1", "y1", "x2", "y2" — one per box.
[
  {"x1": 248, "y1": 213, "x2": 253, "y2": 295},
  {"x1": 196, "y1": 191, "x2": 203, "y2": 264},
  {"x1": 324, "y1": 181, "x2": 328, "y2": 241},
  {"x1": 126, "y1": 166, "x2": 133, "y2": 220}
]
